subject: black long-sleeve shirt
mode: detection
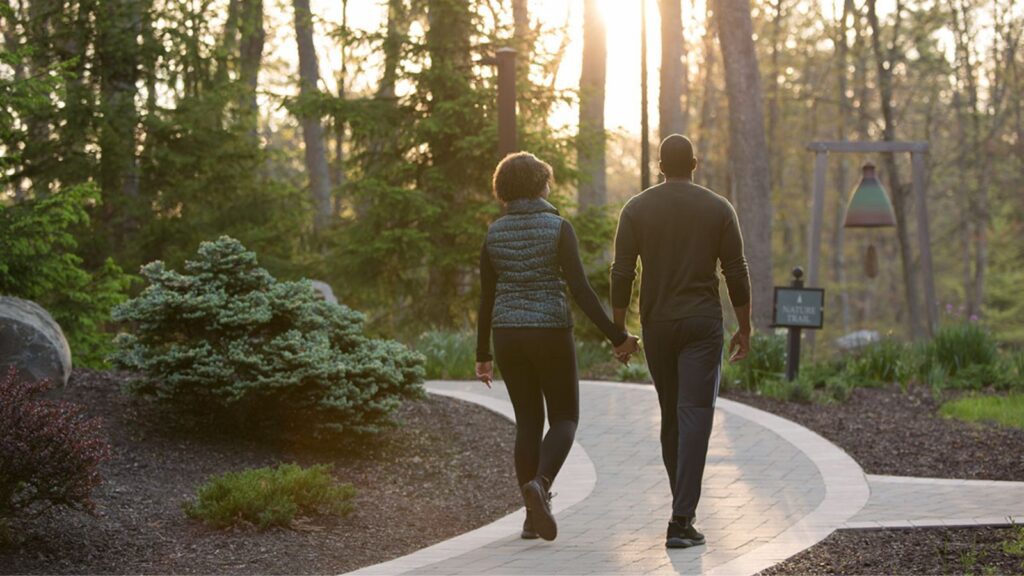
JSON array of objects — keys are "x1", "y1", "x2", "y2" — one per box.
[
  {"x1": 477, "y1": 220, "x2": 628, "y2": 362},
  {"x1": 610, "y1": 180, "x2": 750, "y2": 324}
]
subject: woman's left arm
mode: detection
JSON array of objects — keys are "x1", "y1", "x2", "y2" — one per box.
[
  {"x1": 476, "y1": 242, "x2": 497, "y2": 364},
  {"x1": 558, "y1": 220, "x2": 629, "y2": 347}
]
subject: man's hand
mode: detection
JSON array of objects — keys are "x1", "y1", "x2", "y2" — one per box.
[
  {"x1": 614, "y1": 335, "x2": 640, "y2": 364},
  {"x1": 475, "y1": 361, "x2": 493, "y2": 388},
  {"x1": 728, "y1": 329, "x2": 750, "y2": 363}
]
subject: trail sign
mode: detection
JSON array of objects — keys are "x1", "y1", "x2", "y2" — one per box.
[{"x1": 773, "y1": 287, "x2": 825, "y2": 329}]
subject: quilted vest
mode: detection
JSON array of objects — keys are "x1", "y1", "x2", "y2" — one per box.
[{"x1": 486, "y1": 197, "x2": 572, "y2": 329}]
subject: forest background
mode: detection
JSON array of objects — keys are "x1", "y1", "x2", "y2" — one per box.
[{"x1": 2, "y1": 0, "x2": 1022, "y2": 367}]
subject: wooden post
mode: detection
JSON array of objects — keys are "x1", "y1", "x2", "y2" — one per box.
[
  {"x1": 912, "y1": 151, "x2": 937, "y2": 336},
  {"x1": 806, "y1": 150, "x2": 828, "y2": 350},
  {"x1": 496, "y1": 48, "x2": 518, "y2": 158}
]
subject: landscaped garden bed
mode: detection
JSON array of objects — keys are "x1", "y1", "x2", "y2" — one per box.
[
  {"x1": 0, "y1": 368, "x2": 520, "y2": 575},
  {"x1": 762, "y1": 525, "x2": 1024, "y2": 575},
  {"x1": 725, "y1": 385, "x2": 1024, "y2": 481}
]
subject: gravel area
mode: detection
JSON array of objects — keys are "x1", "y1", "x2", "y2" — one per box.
[
  {"x1": 0, "y1": 369, "x2": 520, "y2": 575},
  {"x1": 762, "y1": 526, "x2": 1024, "y2": 575},
  {"x1": 725, "y1": 384, "x2": 1024, "y2": 481}
]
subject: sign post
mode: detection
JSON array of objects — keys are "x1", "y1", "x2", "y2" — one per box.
[{"x1": 773, "y1": 267, "x2": 825, "y2": 381}]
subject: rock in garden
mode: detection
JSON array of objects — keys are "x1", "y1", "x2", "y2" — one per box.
[
  {"x1": 0, "y1": 296, "x2": 72, "y2": 386},
  {"x1": 309, "y1": 280, "x2": 338, "y2": 304}
]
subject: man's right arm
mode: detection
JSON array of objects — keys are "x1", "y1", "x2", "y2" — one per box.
[
  {"x1": 610, "y1": 208, "x2": 639, "y2": 330},
  {"x1": 721, "y1": 204, "x2": 752, "y2": 362}
]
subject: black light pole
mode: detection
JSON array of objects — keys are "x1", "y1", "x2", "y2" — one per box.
[
  {"x1": 640, "y1": 0, "x2": 650, "y2": 190},
  {"x1": 786, "y1": 267, "x2": 805, "y2": 382}
]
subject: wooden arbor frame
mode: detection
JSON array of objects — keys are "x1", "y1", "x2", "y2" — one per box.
[{"x1": 806, "y1": 140, "x2": 938, "y2": 339}]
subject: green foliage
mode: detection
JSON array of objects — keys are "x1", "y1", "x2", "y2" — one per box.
[
  {"x1": 940, "y1": 394, "x2": 1024, "y2": 430},
  {"x1": 110, "y1": 237, "x2": 425, "y2": 436},
  {"x1": 846, "y1": 338, "x2": 917, "y2": 387},
  {"x1": 0, "y1": 184, "x2": 131, "y2": 366},
  {"x1": 415, "y1": 330, "x2": 478, "y2": 380},
  {"x1": 760, "y1": 378, "x2": 815, "y2": 403},
  {"x1": 1003, "y1": 526, "x2": 1024, "y2": 571},
  {"x1": 184, "y1": 464, "x2": 355, "y2": 529},
  {"x1": 616, "y1": 360, "x2": 651, "y2": 383},
  {"x1": 920, "y1": 323, "x2": 1004, "y2": 389},
  {"x1": 721, "y1": 333, "x2": 787, "y2": 391}
]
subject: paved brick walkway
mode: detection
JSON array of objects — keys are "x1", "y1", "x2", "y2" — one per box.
[{"x1": 348, "y1": 380, "x2": 1024, "y2": 576}]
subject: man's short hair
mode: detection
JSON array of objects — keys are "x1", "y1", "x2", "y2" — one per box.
[
  {"x1": 492, "y1": 152, "x2": 553, "y2": 202},
  {"x1": 659, "y1": 135, "x2": 696, "y2": 177}
]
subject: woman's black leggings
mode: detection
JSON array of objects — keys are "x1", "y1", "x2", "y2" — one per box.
[{"x1": 493, "y1": 327, "x2": 579, "y2": 489}]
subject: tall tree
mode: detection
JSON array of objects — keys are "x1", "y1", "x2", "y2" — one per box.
[
  {"x1": 292, "y1": 0, "x2": 333, "y2": 232},
  {"x1": 866, "y1": 0, "x2": 923, "y2": 338},
  {"x1": 658, "y1": 0, "x2": 687, "y2": 140},
  {"x1": 513, "y1": 0, "x2": 529, "y2": 54},
  {"x1": 714, "y1": 0, "x2": 773, "y2": 330},
  {"x1": 237, "y1": 0, "x2": 264, "y2": 137},
  {"x1": 578, "y1": 0, "x2": 606, "y2": 208},
  {"x1": 832, "y1": 0, "x2": 854, "y2": 333},
  {"x1": 96, "y1": 0, "x2": 142, "y2": 242}
]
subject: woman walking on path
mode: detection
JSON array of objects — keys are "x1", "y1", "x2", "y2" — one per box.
[{"x1": 475, "y1": 152, "x2": 639, "y2": 542}]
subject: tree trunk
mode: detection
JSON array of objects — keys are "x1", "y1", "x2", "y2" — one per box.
[
  {"x1": 237, "y1": 0, "x2": 265, "y2": 138},
  {"x1": 714, "y1": 0, "x2": 774, "y2": 331},
  {"x1": 377, "y1": 0, "x2": 406, "y2": 100},
  {"x1": 832, "y1": 0, "x2": 854, "y2": 333},
  {"x1": 97, "y1": 0, "x2": 142, "y2": 243},
  {"x1": 866, "y1": 0, "x2": 923, "y2": 339},
  {"x1": 697, "y1": 0, "x2": 718, "y2": 189},
  {"x1": 512, "y1": 0, "x2": 529, "y2": 56},
  {"x1": 292, "y1": 0, "x2": 333, "y2": 232},
  {"x1": 658, "y1": 0, "x2": 687, "y2": 140},
  {"x1": 333, "y1": 0, "x2": 348, "y2": 212},
  {"x1": 578, "y1": 0, "x2": 606, "y2": 208}
]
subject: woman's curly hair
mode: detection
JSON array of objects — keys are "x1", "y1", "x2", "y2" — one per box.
[{"x1": 492, "y1": 152, "x2": 553, "y2": 202}]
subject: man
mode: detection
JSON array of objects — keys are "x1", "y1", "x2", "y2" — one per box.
[{"x1": 611, "y1": 135, "x2": 751, "y2": 549}]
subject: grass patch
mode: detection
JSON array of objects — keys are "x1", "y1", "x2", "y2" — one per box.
[
  {"x1": 185, "y1": 463, "x2": 355, "y2": 529},
  {"x1": 940, "y1": 394, "x2": 1024, "y2": 430}
]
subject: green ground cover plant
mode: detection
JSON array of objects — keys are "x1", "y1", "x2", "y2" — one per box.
[
  {"x1": 111, "y1": 237, "x2": 425, "y2": 437},
  {"x1": 940, "y1": 394, "x2": 1024, "y2": 430},
  {"x1": 184, "y1": 464, "x2": 355, "y2": 530},
  {"x1": 416, "y1": 330, "x2": 478, "y2": 380}
]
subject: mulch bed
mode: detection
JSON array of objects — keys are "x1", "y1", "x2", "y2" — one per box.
[
  {"x1": 761, "y1": 526, "x2": 1024, "y2": 575},
  {"x1": 0, "y1": 370, "x2": 520, "y2": 575},
  {"x1": 724, "y1": 385, "x2": 1024, "y2": 481}
]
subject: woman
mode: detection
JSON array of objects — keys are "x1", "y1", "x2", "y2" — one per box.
[{"x1": 475, "y1": 152, "x2": 639, "y2": 542}]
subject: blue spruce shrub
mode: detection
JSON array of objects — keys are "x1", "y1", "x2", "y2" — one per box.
[{"x1": 111, "y1": 236, "x2": 425, "y2": 436}]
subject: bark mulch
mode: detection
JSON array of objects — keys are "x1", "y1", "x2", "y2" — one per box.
[
  {"x1": 724, "y1": 384, "x2": 1024, "y2": 481},
  {"x1": 761, "y1": 526, "x2": 1024, "y2": 575},
  {"x1": 0, "y1": 370, "x2": 520, "y2": 575}
]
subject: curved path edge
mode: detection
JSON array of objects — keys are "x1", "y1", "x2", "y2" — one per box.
[{"x1": 344, "y1": 384, "x2": 599, "y2": 576}]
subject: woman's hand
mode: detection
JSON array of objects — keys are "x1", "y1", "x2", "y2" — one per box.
[
  {"x1": 475, "y1": 361, "x2": 493, "y2": 388},
  {"x1": 614, "y1": 335, "x2": 641, "y2": 364}
]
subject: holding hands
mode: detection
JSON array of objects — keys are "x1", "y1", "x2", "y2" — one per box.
[{"x1": 614, "y1": 334, "x2": 641, "y2": 364}]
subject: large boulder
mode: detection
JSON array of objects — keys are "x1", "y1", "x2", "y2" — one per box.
[{"x1": 0, "y1": 296, "x2": 72, "y2": 386}]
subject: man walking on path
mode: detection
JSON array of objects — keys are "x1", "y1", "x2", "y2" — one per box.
[{"x1": 611, "y1": 135, "x2": 752, "y2": 549}]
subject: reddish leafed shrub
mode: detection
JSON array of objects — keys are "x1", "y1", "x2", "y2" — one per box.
[{"x1": 0, "y1": 368, "x2": 111, "y2": 520}]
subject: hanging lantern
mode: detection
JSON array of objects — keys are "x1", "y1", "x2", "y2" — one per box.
[{"x1": 844, "y1": 163, "x2": 896, "y2": 279}]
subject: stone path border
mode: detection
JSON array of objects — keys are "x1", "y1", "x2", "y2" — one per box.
[
  {"x1": 347, "y1": 388, "x2": 597, "y2": 576},
  {"x1": 345, "y1": 381, "x2": 1024, "y2": 576}
]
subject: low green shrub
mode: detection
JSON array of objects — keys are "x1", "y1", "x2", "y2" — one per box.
[
  {"x1": 185, "y1": 464, "x2": 355, "y2": 529},
  {"x1": 921, "y1": 322, "x2": 999, "y2": 380},
  {"x1": 617, "y1": 361, "x2": 651, "y2": 383},
  {"x1": 111, "y1": 237, "x2": 425, "y2": 437},
  {"x1": 721, "y1": 333, "x2": 786, "y2": 391},
  {"x1": 415, "y1": 330, "x2": 478, "y2": 380},
  {"x1": 847, "y1": 338, "x2": 916, "y2": 386},
  {"x1": 761, "y1": 378, "x2": 814, "y2": 403}
]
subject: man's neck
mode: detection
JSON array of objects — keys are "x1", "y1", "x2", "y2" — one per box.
[{"x1": 664, "y1": 175, "x2": 693, "y2": 183}]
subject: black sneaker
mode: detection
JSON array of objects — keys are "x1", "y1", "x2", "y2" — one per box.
[
  {"x1": 521, "y1": 511, "x2": 539, "y2": 540},
  {"x1": 666, "y1": 518, "x2": 705, "y2": 548},
  {"x1": 521, "y1": 479, "x2": 557, "y2": 541}
]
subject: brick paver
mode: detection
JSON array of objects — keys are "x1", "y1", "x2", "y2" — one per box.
[{"x1": 348, "y1": 380, "x2": 1024, "y2": 576}]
